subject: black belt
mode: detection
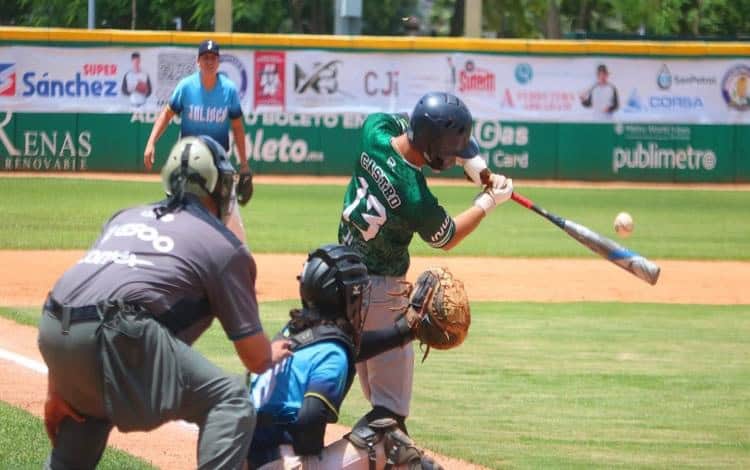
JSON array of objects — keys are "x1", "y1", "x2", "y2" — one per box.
[{"x1": 44, "y1": 296, "x2": 144, "y2": 335}]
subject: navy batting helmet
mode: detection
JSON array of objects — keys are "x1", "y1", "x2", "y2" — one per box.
[
  {"x1": 299, "y1": 244, "x2": 370, "y2": 351},
  {"x1": 407, "y1": 91, "x2": 479, "y2": 171}
]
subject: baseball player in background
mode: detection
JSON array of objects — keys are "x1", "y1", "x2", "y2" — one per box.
[
  {"x1": 120, "y1": 51, "x2": 152, "y2": 107},
  {"x1": 579, "y1": 64, "x2": 619, "y2": 118},
  {"x1": 143, "y1": 39, "x2": 254, "y2": 239},
  {"x1": 38, "y1": 136, "x2": 291, "y2": 470},
  {"x1": 338, "y1": 91, "x2": 513, "y2": 433},
  {"x1": 247, "y1": 244, "x2": 461, "y2": 469}
]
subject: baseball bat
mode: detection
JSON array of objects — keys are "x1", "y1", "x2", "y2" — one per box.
[{"x1": 510, "y1": 192, "x2": 661, "y2": 285}]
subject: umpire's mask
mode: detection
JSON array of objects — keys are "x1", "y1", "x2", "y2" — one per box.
[{"x1": 160, "y1": 135, "x2": 236, "y2": 223}]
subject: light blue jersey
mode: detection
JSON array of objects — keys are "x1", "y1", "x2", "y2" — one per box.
[
  {"x1": 250, "y1": 339, "x2": 349, "y2": 424},
  {"x1": 169, "y1": 72, "x2": 243, "y2": 150},
  {"x1": 248, "y1": 337, "x2": 350, "y2": 461}
]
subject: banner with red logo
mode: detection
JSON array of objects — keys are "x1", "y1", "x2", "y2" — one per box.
[
  {"x1": 282, "y1": 50, "x2": 750, "y2": 124},
  {"x1": 254, "y1": 51, "x2": 285, "y2": 108}
]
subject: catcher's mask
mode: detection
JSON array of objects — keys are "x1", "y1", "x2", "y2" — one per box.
[
  {"x1": 407, "y1": 91, "x2": 479, "y2": 172},
  {"x1": 298, "y1": 244, "x2": 371, "y2": 354},
  {"x1": 159, "y1": 135, "x2": 235, "y2": 223}
]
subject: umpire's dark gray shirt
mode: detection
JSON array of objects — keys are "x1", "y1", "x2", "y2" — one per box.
[{"x1": 50, "y1": 196, "x2": 261, "y2": 344}]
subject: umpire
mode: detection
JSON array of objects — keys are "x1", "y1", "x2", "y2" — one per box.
[{"x1": 37, "y1": 135, "x2": 291, "y2": 470}]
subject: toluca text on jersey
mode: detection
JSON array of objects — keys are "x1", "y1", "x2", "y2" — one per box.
[
  {"x1": 359, "y1": 152, "x2": 401, "y2": 209},
  {"x1": 186, "y1": 105, "x2": 229, "y2": 123}
]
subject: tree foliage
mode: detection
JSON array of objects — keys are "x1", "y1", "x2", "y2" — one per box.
[
  {"x1": 1, "y1": 0, "x2": 748, "y2": 38},
  {"x1": 479, "y1": 0, "x2": 750, "y2": 38}
]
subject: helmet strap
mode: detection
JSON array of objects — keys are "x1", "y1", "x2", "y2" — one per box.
[{"x1": 154, "y1": 143, "x2": 192, "y2": 219}]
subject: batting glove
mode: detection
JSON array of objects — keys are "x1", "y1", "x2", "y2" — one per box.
[{"x1": 474, "y1": 177, "x2": 513, "y2": 214}]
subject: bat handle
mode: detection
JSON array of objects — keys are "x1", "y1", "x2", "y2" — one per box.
[{"x1": 511, "y1": 192, "x2": 533, "y2": 209}]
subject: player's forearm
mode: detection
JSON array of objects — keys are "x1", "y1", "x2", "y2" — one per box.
[
  {"x1": 234, "y1": 333, "x2": 273, "y2": 374},
  {"x1": 442, "y1": 206, "x2": 485, "y2": 251},
  {"x1": 357, "y1": 317, "x2": 413, "y2": 362},
  {"x1": 231, "y1": 119, "x2": 248, "y2": 167},
  {"x1": 146, "y1": 107, "x2": 174, "y2": 146},
  {"x1": 290, "y1": 397, "x2": 329, "y2": 455}
]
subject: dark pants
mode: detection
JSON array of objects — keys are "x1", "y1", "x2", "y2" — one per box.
[{"x1": 38, "y1": 308, "x2": 255, "y2": 470}]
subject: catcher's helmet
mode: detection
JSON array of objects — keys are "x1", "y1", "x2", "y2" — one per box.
[
  {"x1": 299, "y1": 244, "x2": 371, "y2": 352},
  {"x1": 160, "y1": 135, "x2": 236, "y2": 222},
  {"x1": 407, "y1": 91, "x2": 479, "y2": 171}
]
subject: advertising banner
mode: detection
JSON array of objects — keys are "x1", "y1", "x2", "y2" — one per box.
[
  {"x1": 2, "y1": 45, "x2": 749, "y2": 126},
  {"x1": 0, "y1": 46, "x2": 254, "y2": 113},
  {"x1": 3, "y1": 109, "x2": 745, "y2": 182},
  {"x1": 556, "y1": 122, "x2": 735, "y2": 182}
]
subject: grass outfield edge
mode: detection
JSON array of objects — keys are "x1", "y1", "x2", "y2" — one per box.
[{"x1": 3, "y1": 172, "x2": 750, "y2": 191}]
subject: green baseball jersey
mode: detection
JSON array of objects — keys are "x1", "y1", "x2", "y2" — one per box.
[{"x1": 338, "y1": 113, "x2": 456, "y2": 276}]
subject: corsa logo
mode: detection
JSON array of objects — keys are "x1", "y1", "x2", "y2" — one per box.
[{"x1": 0, "y1": 63, "x2": 16, "y2": 96}]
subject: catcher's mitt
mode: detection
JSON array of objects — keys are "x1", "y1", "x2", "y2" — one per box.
[
  {"x1": 396, "y1": 267, "x2": 471, "y2": 361},
  {"x1": 237, "y1": 169, "x2": 254, "y2": 206}
]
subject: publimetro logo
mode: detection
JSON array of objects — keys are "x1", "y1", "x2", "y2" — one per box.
[{"x1": 0, "y1": 63, "x2": 16, "y2": 96}]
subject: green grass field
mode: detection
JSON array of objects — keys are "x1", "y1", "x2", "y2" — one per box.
[
  {"x1": 1, "y1": 177, "x2": 749, "y2": 259},
  {"x1": 1, "y1": 176, "x2": 749, "y2": 468},
  {"x1": 3, "y1": 302, "x2": 749, "y2": 469},
  {"x1": 0, "y1": 401, "x2": 154, "y2": 469}
]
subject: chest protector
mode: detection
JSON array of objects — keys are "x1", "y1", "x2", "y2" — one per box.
[{"x1": 276, "y1": 322, "x2": 358, "y2": 404}]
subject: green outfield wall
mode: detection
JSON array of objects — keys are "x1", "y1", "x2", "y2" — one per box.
[{"x1": 1, "y1": 111, "x2": 748, "y2": 182}]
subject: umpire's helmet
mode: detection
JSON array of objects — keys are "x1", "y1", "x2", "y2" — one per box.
[
  {"x1": 407, "y1": 91, "x2": 479, "y2": 171},
  {"x1": 160, "y1": 135, "x2": 236, "y2": 222},
  {"x1": 299, "y1": 244, "x2": 371, "y2": 352}
]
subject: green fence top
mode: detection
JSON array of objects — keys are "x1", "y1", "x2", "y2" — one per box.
[{"x1": 1, "y1": 26, "x2": 749, "y2": 57}]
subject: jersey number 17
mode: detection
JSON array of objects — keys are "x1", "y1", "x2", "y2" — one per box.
[{"x1": 342, "y1": 177, "x2": 387, "y2": 241}]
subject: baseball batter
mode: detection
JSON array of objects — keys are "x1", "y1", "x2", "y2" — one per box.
[
  {"x1": 338, "y1": 91, "x2": 513, "y2": 432},
  {"x1": 38, "y1": 136, "x2": 290, "y2": 470}
]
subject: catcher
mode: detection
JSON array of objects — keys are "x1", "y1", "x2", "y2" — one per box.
[{"x1": 246, "y1": 244, "x2": 470, "y2": 469}]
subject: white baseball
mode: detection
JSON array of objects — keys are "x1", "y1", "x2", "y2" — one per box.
[{"x1": 614, "y1": 212, "x2": 634, "y2": 238}]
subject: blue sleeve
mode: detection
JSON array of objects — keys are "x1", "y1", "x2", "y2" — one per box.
[
  {"x1": 169, "y1": 79, "x2": 185, "y2": 114},
  {"x1": 228, "y1": 85, "x2": 243, "y2": 120},
  {"x1": 304, "y1": 345, "x2": 349, "y2": 420}
]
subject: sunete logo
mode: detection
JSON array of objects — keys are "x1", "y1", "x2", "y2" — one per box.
[
  {"x1": 1, "y1": 112, "x2": 91, "y2": 171},
  {"x1": 458, "y1": 60, "x2": 495, "y2": 94}
]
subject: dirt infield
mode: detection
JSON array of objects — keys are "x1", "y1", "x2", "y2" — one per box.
[{"x1": 1, "y1": 251, "x2": 749, "y2": 306}]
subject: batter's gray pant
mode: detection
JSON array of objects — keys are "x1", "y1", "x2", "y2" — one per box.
[
  {"x1": 356, "y1": 275, "x2": 413, "y2": 417},
  {"x1": 38, "y1": 308, "x2": 255, "y2": 470}
]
